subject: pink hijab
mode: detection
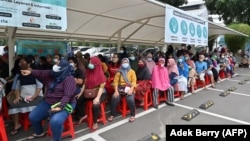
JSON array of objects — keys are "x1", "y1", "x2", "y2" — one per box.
[
  {"x1": 151, "y1": 58, "x2": 171, "y2": 91},
  {"x1": 167, "y1": 58, "x2": 179, "y2": 75}
]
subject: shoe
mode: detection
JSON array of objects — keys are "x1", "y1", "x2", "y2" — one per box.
[
  {"x1": 108, "y1": 116, "x2": 114, "y2": 122},
  {"x1": 10, "y1": 125, "x2": 22, "y2": 135},
  {"x1": 153, "y1": 105, "x2": 158, "y2": 109},
  {"x1": 129, "y1": 116, "x2": 135, "y2": 122},
  {"x1": 27, "y1": 132, "x2": 45, "y2": 140},
  {"x1": 165, "y1": 102, "x2": 175, "y2": 106}
]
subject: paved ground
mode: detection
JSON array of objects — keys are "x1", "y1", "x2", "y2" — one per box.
[{"x1": 6, "y1": 67, "x2": 250, "y2": 141}]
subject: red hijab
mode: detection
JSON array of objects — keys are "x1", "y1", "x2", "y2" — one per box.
[{"x1": 85, "y1": 57, "x2": 106, "y2": 89}]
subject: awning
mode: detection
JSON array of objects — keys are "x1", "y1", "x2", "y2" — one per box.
[{"x1": 0, "y1": 0, "x2": 248, "y2": 46}]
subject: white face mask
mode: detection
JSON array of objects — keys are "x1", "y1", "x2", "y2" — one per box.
[
  {"x1": 52, "y1": 65, "x2": 61, "y2": 72},
  {"x1": 69, "y1": 63, "x2": 74, "y2": 67},
  {"x1": 53, "y1": 58, "x2": 59, "y2": 63}
]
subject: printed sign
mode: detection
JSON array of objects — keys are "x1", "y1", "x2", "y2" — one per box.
[
  {"x1": 0, "y1": 0, "x2": 67, "y2": 31},
  {"x1": 165, "y1": 5, "x2": 208, "y2": 46},
  {"x1": 16, "y1": 40, "x2": 68, "y2": 57}
]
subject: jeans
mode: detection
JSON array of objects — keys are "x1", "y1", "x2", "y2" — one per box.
[
  {"x1": 29, "y1": 101, "x2": 76, "y2": 141},
  {"x1": 110, "y1": 93, "x2": 135, "y2": 117}
]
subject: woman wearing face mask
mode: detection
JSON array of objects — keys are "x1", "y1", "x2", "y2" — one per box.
[
  {"x1": 145, "y1": 52, "x2": 156, "y2": 76},
  {"x1": 135, "y1": 59, "x2": 151, "y2": 106},
  {"x1": 108, "y1": 58, "x2": 137, "y2": 122},
  {"x1": 8, "y1": 56, "x2": 43, "y2": 136},
  {"x1": 129, "y1": 52, "x2": 139, "y2": 72},
  {"x1": 81, "y1": 56, "x2": 107, "y2": 130},
  {"x1": 21, "y1": 59, "x2": 76, "y2": 141},
  {"x1": 105, "y1": 53, "x2": 121, "y2": 101},
  {"x1": 152, "y1": 58, "x2": 175, "y2": 109},
  {"x1": 167, "y1": 58, "x2": 188, "y2": 100},
  {"x1": 68, "y1": 57, "x2": 86, "y2": 125}
]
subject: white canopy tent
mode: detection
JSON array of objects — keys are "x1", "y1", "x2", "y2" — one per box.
[{"x1": 0, "y1": 0, "x2": 248, "y2": 71}]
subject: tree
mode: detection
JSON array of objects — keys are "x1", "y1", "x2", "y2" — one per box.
[
  {"x1": 158, "y1": 0, "x2": 187, "y2": 7},
  {"x1": 224, "y1": 24, "x2": 250, "y2": 53},
  {"x1": 205, "y1": 0, "x2": 250, "y2": 25}
]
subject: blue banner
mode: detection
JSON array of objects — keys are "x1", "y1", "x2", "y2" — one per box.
[{"x1": 16, "y1": 40, "x2": 68, "y2": 57}]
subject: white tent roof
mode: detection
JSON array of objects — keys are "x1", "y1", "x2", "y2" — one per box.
[{"x1": 0, "y1": 0, "x2": 248, "y2": 46}]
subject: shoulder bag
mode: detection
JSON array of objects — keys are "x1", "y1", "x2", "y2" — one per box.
[{"x1": 84, "y1": 87, "x2": 99, "y2": 99}]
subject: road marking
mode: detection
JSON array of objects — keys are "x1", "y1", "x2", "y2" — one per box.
[
  {"x1": 207, "y1": 87, "x2": 250, "y2": 97},
  {"x1": 228, "y1": 79, "x2": 250, "y2": 83},
  {"x1": 174, "y1": 103, "x2": 250, "y2": 125}
]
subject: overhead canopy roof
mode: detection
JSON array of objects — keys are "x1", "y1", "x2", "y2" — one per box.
[{"x1": 0, "y1": 0, "x2": 248, "y2": 46}]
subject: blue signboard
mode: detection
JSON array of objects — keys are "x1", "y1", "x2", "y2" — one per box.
[{"x1": 16, "y1": 40, "x2": 68, "y2": 57}]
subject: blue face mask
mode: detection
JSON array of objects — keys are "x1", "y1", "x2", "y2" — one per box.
[
  {"x1": 178, "y1": 58, "x2": 183, "y2": 63},
  {"x1": 4, "y1": 50, "x2": 8, "y2": 54},
  {"x1": 88, "y1": 63, "x2": 95, "y2": 70},
  {"x1": 122, "y1": 63, "x2": 129, "y2": 69},
  {"x1": 129, "y1": 56, "x2": 135, "y2": 61},
  {"x1": 119, "y1": 50, "x2": 124, "y2": 54}
]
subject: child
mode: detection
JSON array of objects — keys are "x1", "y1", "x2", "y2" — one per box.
[{"x1": 187, "y1": 66, "x2": 197, "y2": 94}]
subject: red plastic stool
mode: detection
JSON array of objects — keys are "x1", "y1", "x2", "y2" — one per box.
[
  {"x1": 86, "y1": 101, "x2": 107, "y2": 129},
  {"x1": 142, "y1": 89, "x2": 153, "y2": 110},
  {"x1": 0, "y1": 115, "x2": 8, "y2": 141},
  {"x1": 1, "y1": 97, "x2": 10, "y2": 120},
  {"x1": 20, "y1": 112, "x2": 30, "y2": 131},
  {"x1": 173, "y1": 84, "x2": 180, "y2": 98},
  {"x1": 219, "y1": 70, "x2": 226, "y2": 79},
  {"x1": 118, "y1": 96, "x2": 130, "y2": 118},
  {"x1": 158, "y1": 91, "x2": 167, "y2": 104},
  {"x1": 47, "y1": 114, "x2": 75, "y2": 139},
  {"x1": 205, "y1": 74, "x2": 211, "y2": 85},
  {"x1": 196, "y1": 79, "x2": 205, "y2": 89}
]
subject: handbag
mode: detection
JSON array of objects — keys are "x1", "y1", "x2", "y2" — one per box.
[
  {"x1": 6, "y1": 91, "x2": 16, "y2": 106},
  {"x1": 118, "y1": 85, "x2": 126, "y2": 95},
  {"x1": 84, "y1": 88, "x2": 99, "y2": 99},
  {"x1": 117, "y1": 73, "x2": 131, "y2": 95}
]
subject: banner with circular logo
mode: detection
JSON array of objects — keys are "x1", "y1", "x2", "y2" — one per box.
[{"x1": 165, "y1": 4, "x2": 208, "y2": 46}]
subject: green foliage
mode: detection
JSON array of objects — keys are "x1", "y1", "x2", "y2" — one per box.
[
  {"x1": 205, "y1": 0, "x2": 250, "y2": 25},
  {"x1": 224, "y1": 24, "x2": 250, "y2": 53},
  {"x1": 158, "y1": 0, "x2": 187, "y2": 7}
]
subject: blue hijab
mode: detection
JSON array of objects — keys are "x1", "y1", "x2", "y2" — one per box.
[
  {"x1": 118, "y1": 58, "x2": 131, "y2": 84},
  {"x1": 49, "y1": 59, "x2": 73, "y2": 92}
]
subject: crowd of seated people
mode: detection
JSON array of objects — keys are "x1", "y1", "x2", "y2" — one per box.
[{"x1": 0, "y1": 45, "x2": 241, "y2": 140}]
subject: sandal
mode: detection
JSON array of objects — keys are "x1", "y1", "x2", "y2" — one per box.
[
  {"x1": 27, "y1": 133, "x2": 45, "y2": 140},
  {"x1": 129, "y1": 116, "x2": 135, "y2": 122},
  {"x1": 92, "y1": 123, "x2": 98, "y2": 130},
  {"x1": 108, "y1": 116, "x2": 114, "y2": 122},
  {"x1": 10, "y1": 125, "x2": 22, "y2": 135}
]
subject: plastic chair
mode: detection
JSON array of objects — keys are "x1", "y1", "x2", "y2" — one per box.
[
  {"x1": 118, "y1": 96, "x2": 130, "y2": 118},
  {"x1": 1, "y1": 97, "x2": 10, "y2": 120},
  {"x1": 205, "y1": 74, "x2": 211, "y2": 85},
  {"x1": 20, "y1": 112, "x2": 30, "y2": 131},
  {"x1": 158, "y1": 91, "x2": 167, "y2": 104},
  {"x1": 0, "y1": 115, "x2": 8, "y2": 141},
  {"x1": 47, "y1": 114, "x2": 75, "y2": 139},
  {"x1": 85, "y1": 101, "x2": 107, "y2": 130},
  {"x1": 142, "y1": 89, "x2": 153, "y2": 110}
]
